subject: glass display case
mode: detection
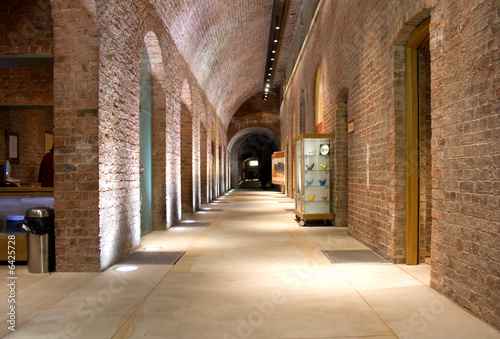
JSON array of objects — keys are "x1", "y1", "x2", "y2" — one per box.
[{"x1": 294, "y1": 133, "x2": 334, "y2": 226}]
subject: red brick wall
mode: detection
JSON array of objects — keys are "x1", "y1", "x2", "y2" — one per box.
[
  {"x1": 145, "y1": 32, "x2": 167, "y2": 231},
  {"x1": 0, "y1": 0, "x2": 53, "y2": 55},
  {"x1": 0, "y1": 68, "x2": 53, "y2": 104},
  {"x1": 93, "y1": 0, "x2": 221, "y2": 268},
  {"x1": 181, "y1": 101, "x2": 194, "y2": 213},
  {"x1": 227, "y1": 93, "x2": 280, "y2": 189},
  {"x1": 281, "y1": 0, "x2": 499, "y2": 329},
  {"x1": 0, "y1": 0, "x2": 54, "y2": 183},
  {"x1": 51, "y1": 0, "x2": 100, "y2": 272},
  {"x1": 429, "y1": 0, "x2": 500, "y2": 329},
  {"x1": 227, "y1": 93, "x2": 280, "y2": 141},
  {"x1": 4, "y1": 0, "x2": 226, "y2": 273}
]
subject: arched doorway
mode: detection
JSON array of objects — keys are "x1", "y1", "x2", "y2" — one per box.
[
  {"x1": 405, "y1": 18, "x2": 431, "y2": 264},
  {"x1": 237, "y1": 134, "x2": 277, "y2": 189},
  {"x1": 228, "y1": 128, "x2": 279, "y2": 190},
  {"x1": 139, "y1": 41, "x2": 153, "y2": 236}
]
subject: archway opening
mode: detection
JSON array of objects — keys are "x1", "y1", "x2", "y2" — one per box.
[
  {"x1": 139, "y1": 41, "x2": 153, "y2": 236},
  {"x1": 405, "y1": 18, "x2": 431, "y2": 265},
  {"x1": 237, "y1": 134, "x2": 277, "y2": 190}
]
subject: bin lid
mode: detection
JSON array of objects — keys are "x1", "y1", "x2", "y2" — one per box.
[{"x1": 25, "y1": 207, "x2": 54, "y2": 218}]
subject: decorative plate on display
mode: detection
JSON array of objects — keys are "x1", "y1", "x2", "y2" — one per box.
[{"x1": 320, "y1": 144, "x2": 330, "y2": 155}]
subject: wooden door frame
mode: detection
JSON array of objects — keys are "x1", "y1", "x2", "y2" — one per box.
[{"x1": 405, "y1": 18, "x2": 430, "y2": 265}]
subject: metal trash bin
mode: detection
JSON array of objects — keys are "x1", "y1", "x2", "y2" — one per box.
[{"x1": 23, "y1": 207, "x2": 55, "y2": 273}]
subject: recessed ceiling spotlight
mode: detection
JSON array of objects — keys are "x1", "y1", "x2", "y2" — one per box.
[
  {"x1": 266, "y1": 84, "x2": 270, "y2": 88},
  {"x1": 274, "y1": 38, "x2": 278, "y2": 42},
  {"x1": 271, "y1": 57, "x2": 274, "y2": 61},
  {"x1": 265, "y1": 88, "x2": 269, "y2": 92},
  {"x1": 272, "y1": 50, "x2": 276, "y2": 53},
  {"x1": 269, "y1": 67, "x2": 272, "y2": 70},
  {"x1": 276, "y1": 26, "x2": 280, "y2": 30},
  {"x1": 114, "y1": 266, "x2": 139, "y2": 272}
]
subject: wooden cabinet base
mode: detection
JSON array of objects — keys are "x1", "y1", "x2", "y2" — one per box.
[{"x1": 0, "y1": 233, "x2": 27, "y2": 261}]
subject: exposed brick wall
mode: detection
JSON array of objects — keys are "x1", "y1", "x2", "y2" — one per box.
[
  {"x1": 145, "y1": 32, "x2": 167, "y2": 231},
  {"x1": 418, "y1": 40, "x2": 432, "y2": 261},
  {"x1": 429, "y1": 0, "x2": 500, "y2": 329},
  {"x1": 180, "y1": 101, "x2": 194, "y2": 213},
  {"x1": 0, "y1": 0, "x2": 53, "y2": 55},
  {"x1": 0, "y1": 108, "x2": 53, "y2": 182},
  {"x1": 281, "y1": 0, "x2": 499, "y2": 329},
  {"x1": 0, "y1": 0, "x2": 54, "y2": 183},
  {"x1": 200, "y1": 122, "x2": 209, "y2": 204},
  {"x1": 51, "y1": 0, "x2": 100, "y2": 272},
  {"x1": 0, "y1": 67, "x2": 53, "y2": 104},
  {"x1": 227, "y1": 94, "x2": 280, "y2": 141},
  {"x1": 333, "y1": 94, "x2": 348, "y2": 227},
  {"x1": 227, "y1": 93, "x2": 280, "y2": 189},
  {"x1": 93, "y1": 0, "x2": 222, "y2": 268}
]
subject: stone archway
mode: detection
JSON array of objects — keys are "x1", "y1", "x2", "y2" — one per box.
[{"x1": 228, "y1": 127, "x2": 279, "y2": 189}]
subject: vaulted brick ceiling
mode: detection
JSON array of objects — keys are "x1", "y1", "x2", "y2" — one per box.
[{"x1": 152, "y1": 0, "x2": 303, "y2": 127}]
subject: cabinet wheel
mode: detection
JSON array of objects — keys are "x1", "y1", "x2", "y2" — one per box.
[{"x1": 299, "y1": 219, "x2": 305, "y2": 226}]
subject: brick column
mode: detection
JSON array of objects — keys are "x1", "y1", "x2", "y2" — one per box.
[
  {"x1": 180, "y1": 102, "x2": 194, "y2": 213},
  {"x1": 52, "y1": 0, "x2": 100, "y2": 272}
]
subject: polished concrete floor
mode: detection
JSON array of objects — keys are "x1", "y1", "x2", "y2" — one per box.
[{"x1": 1, "y1": 190, "x2": 499, "y2": 338}]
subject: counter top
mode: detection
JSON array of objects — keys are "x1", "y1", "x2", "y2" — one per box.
[{"x1": 0, "y1": 187, "x2": 54, "y2": 197}]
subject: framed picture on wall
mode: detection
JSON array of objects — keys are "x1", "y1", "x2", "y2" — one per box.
[{"x1": 7, "y1": 132, "x2": 19, "y2": 162}]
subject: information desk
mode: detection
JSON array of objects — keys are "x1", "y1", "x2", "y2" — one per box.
[{"x1": 0, "y1": 187, "x2": 54, "y2": 261}]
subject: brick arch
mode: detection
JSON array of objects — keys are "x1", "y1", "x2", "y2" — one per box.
[
  {"x1": 143, "y1": 31, "x2": 168, "y2": 231},
  {"x1": 228, "y1": 127, "x2": 279, "y2": 189},
  {"x1": 393, "y1": 11, "x2": 433, "y2": 265}
]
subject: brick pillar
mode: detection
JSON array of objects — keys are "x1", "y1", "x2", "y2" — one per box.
[
  {"x1": 181, "y1": 102, "x2": 193, "y2": 213},
  {"x1": 200, "y1": 123, "x2": 208, "y2": 204},
  {"x1": 334, "y1": 95, "x2": 348, "y2": 227},
  {"x1": 52, "y1": 0, "x2": 100, "y2": 272},
  {"x1": 145, "y1": 32, "x2": 167, "y2": 230}
]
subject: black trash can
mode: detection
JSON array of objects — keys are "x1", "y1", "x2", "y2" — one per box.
[{"x1": 23, "y1": 207, "x2": 55, "y2": 273}]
